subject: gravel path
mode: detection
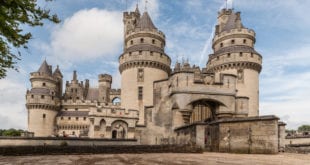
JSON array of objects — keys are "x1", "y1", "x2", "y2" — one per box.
[{"x1": 0, "y1": 153, "x2": 309, "y2": 165}]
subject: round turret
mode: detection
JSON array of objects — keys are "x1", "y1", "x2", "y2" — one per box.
[
  {"x1": 98, "y1": 74, "x2": 112, "y2": 103},
  {"x1": 26, "y1": 61, "x2": 61, "y2": 136},
  {"x1": 120, "y1": 8, "x2": 171, "y2": 125},
  {"x1": 207, "y1": 9, "x2": 262, "y2": 117}
]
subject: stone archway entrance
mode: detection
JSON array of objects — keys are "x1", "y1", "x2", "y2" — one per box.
[
  {"x1": 111, "y1": 120, "x2": 128, "y2": 139},
  {"x1": 189, "y1": 100, "x2": 216, "y2": 124},
  {"x1": 112, "y1": 130, "x2": 117, "y2": 139}
]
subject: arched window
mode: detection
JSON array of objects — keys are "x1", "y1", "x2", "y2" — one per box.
[{"x1": 112, "y1": 97, "x2": 121, "y2": 105}]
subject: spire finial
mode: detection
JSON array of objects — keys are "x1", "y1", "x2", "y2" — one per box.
[
  {"x1": 145, "y1": 0, "x2": 148, "y2": 12},
  {"x1": 226, "y1": 0, "x2": 228, "y2": 9}
]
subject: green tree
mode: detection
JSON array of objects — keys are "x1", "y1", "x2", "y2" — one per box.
[
  {"x1": 0, "y1": 0, "x2": 60, "y2": 78},
  {"x1": 2, "y1": 128, "x2": 24, "y2": 136},
  {"x1": 298, "y1": 125, "x2": 310, "y2": 132}
]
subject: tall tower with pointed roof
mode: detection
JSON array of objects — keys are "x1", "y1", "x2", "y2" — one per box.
[
  {"x1": 207, "y1": 9, "x2": 262, "y2": 117},
  {"x1": 120, "y1": 7, "x2": 171, "y2": 125},
  {"x1": 26, "y1": 60, "x2": 62, "y2": 136}
]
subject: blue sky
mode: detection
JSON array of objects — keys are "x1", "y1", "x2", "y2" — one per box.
[{"x1": 0, "y1": 0, "x2": 309, "y2": 129}]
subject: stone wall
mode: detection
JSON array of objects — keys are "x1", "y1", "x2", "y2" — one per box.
[
  {"x1": 0, "y1": 144, "x2": 202, "y2": 156},
  {"x1": 175, "y1": 115, "x2": 280, "y2": 154},
  {"x1": 0, "y1": 137, "x2": 138, "y2": 146},
  {"x1": 215, "y1": 116, "x2": 279, "y2": 154},
  {"x1": 285, "y1": 137, "x2": 310, "y2": 145}
]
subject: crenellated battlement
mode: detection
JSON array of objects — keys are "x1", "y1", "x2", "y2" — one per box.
[
  {"x1": 30, "y1": 72, "x2": 57, "y2": 83},
  {"x1": 98, "y1": 74, "x2": 112, "y2": 83},
  {"x1": 89, "y1": 106, "x2": 139, "y2": 119},
  {"x1": 110, "y1": 89, "x2": 121, "y2": 95},
  {"x1": 218, "y1": 8, "x2": 234, "y2": 17}
]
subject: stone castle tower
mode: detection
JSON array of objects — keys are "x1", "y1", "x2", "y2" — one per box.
[
  {"x1": 206, "y1": 9, "x2": 262, "y2": 117},
  {"x1": 26, "y1": 61, "x2": 63, "y2": 136},
  {"x1": 119, "y1": 6, "x2": 171, "y2": 125}
]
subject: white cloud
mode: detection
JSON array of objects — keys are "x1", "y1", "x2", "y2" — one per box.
[
  {"x1": 260, "y1": 45, "x2": 310, "y2": 129},
  {"x1": 49, "y1": 8, "x2": 123, "y2": 62},
  {"x1": 0, "y1": 71, "x2": 28, "y2": 129}
]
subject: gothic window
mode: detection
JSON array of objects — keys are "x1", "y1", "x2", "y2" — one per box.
[
  {"x1": 138, "y1": 87, "x2": 143, "y2": 100},
  {"x1": 43, "y1": 114, "x2": 46, "y2": 119},
  {"x1": 137, "y1": 68, "x2": 144, "y2": 82}
]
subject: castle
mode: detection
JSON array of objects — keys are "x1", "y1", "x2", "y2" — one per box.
[{"x1": 26, "y1": 6, "x2": 286, "y2": 153}]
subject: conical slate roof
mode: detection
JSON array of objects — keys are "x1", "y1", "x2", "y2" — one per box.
[
  {"x1": 37, "y1": 60, "x2": 52, "y2": 76},
  {"x1": 136, "y1": 12, "x2": 157, "y2": 30},
  {"x1": 53, "y1": 65, "x2": 63, "y2": 77}
]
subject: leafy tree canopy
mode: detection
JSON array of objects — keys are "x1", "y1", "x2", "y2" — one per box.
[
  {"x1": 0, "y1": 128, "x2": 24, "y2": 136},
  {"x1": 0, "y1": 0, "x2": 60, "y2": 78},
  {"x1": 298, "y1": 125, "x2": 310, "y2": 132}
]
